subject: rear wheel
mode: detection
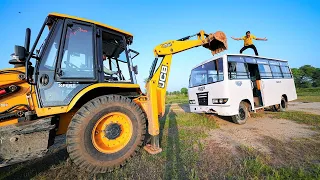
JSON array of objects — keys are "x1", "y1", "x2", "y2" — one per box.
[
  {"x1": 66, "y1": 95, "x2": 147, "y2": 173},
  {"x1": 232, "y1": 101, "x2": 250, "y2": 125},
  {"x1": 272, "y1": 96, "x2": 287, "y2": 112},
  {"x1": 279, "y1": 96, "x2": 288, "y2": 112}
]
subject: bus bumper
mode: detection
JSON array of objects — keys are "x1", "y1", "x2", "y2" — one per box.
[{"x1": 189, "y1": 104, "x2": 237, "y2": 116}]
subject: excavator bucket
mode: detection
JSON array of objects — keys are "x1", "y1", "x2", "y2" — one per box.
[{"x1": 202, "y1": 31, "x2": 228, "y2": 56}]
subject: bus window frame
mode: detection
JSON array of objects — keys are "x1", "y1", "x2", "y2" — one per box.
[
  {"x1": 227, "y1": 55, "x2": 293, "y2": 80},
  {"x1": 189, "y1": 58, "x2": 224, "y2": 88}
]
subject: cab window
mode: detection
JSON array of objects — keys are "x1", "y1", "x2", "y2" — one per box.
[
  {"x1": 101, "y1": 31, "x2": 131, "y2": 82},
  {"x1": 59, "y1": 22, "x2": 95, "y2": 79}
]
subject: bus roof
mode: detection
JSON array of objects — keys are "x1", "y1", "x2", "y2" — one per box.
[
  {"x1": 191, "y1": 53, "x2": 288, "y2": 70},
  {"x1": 48, "y1": 12, "x2": 133, "y2": 37}
]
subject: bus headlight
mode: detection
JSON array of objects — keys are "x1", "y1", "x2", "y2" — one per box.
[
  {"x1": 212, "y1": 98, "x2": 228, "y2": 104},
  {"x1": 189, "y1": 100, "x2": 196, "y2": 104}
]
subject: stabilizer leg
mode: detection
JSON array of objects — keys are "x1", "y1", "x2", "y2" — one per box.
[{"x1": 144, "y1": 135, "x2": 162, "y2": 154}]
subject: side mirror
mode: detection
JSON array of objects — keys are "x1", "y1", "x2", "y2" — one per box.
[{"x1": 133, "y1": 65, "x2": 138, "y2": 75}]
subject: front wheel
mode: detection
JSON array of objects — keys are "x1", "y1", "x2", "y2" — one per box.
[
  {"x1": 232, "y1": 101, "x2": 250, "y2": 125},
  {"x1": 66, "y1": 95, "x2": 147, "y2": 173}
]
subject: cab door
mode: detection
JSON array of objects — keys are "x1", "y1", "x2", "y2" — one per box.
[
  {"x1": 36, "y1": 19, "x2": 96, "y2": 107},
  {"x1": 55, "y1": 19, "x2": 98, "y2": 82}
]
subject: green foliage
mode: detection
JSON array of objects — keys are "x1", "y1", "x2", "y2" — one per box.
[
  {"x1": 166, "y1": 94, "x2": 189, "y2": 104},
  {"x1": 180, "y1": 87, "x2": 188, "y2": 96},
  {"x1": 292, "y1": 65, "x2": 320, "y2": 88}
]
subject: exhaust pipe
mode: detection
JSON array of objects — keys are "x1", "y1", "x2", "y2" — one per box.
[{"x1": 25, "y1": 28, "x2": 31, "y2": 52}]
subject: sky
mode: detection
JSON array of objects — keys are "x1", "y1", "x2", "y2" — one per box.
[{"x1": 0, "y1": 0, "x2": 319, "y2": 92}]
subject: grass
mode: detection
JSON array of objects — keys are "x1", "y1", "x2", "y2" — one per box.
[
  {"x1": 227, "y1": 145, "x2": 320, "y2": 180},
  {"x1": 267, "y1": 110, "x2": 320, "y2": 129},
  {"x1": 3, "y1": 97, "x2": 320, "y2": 179},
  {"x1": 25, "y1": 108, "x2": 218, "y2": 180},
  {"x1": 296, "y1": 87, "x2": 320, "y2": 102},
  {"x1": 166, "y1": 94, "x2": 189, "y2": 104}
]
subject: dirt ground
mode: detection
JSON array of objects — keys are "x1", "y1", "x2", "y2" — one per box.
[
  {"x1": 171, "y1": 102, "x2": 319, "y2": 154},
  {"x1": 1, "y1": 102, "x2": 319, "y2": 179},
  {"x1": 288, "y1": 101, "x2": 320, "y2": 115}
]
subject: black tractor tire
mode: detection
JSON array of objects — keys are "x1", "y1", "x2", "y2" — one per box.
[
  {"x1": 232, "y1": 101, "x2": 250, "y2": 125},
  {"x1": 66, "y1": 95, "x2": 147, "y2": 173}
]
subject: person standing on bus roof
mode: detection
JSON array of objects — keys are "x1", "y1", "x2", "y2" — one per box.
[{"x1": 231, "y1": 31, "x2": 267, "y2": 56}]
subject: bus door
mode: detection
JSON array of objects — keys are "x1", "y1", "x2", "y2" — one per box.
[
  {"x1": 227, "y1": 56, "x2": 253, "y2": 108},
  {"x1": 256, "y1": 59, "x2": 278, "y2": 107},
  {"x1": 240, "y1": 56, "x2": 265, "y2": 108}
]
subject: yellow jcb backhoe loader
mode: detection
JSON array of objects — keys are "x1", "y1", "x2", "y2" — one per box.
[{"x1": 0, "y1": 13, "x2": 227, "y2": 173}]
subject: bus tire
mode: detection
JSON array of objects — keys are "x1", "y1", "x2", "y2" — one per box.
[
  {"x1": 273, "y1": 96, "x2": 287, "y2": 112},
  {"x1": 232, "y1": 101, "x2": 250, "y2": 125},
  {"x1": 279, "y1": 96, "x2": 288, "y2": 112}
]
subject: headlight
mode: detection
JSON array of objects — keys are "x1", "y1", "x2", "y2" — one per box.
[
  {"x1": 212, "y1": 99, "x2": 219, "y2": 104},
  {"x1": 189, "y1": 100, "x2": 196, "y2": 104},
  {"x1": 212, "y1": 98, "x2": 228, "y2": 104}
]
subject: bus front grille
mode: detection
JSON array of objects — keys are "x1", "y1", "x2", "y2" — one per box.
[{"x1": 197, "y1": 92, "x2": 208, "y2": 106}]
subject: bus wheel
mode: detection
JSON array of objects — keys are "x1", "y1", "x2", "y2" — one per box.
[
  {"x1": 232, "y1": 101, "x2": 250, "y2": 125},
  {"x1": 279, "y1": 96, "x2": 288, "y2": 112},
  {"x1": 273, "y1": 96, "x2": 287, "y2": 112}
]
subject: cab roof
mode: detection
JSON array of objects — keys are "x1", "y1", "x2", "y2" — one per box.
[{"x1": 48, "y1": 12, "x2": 133, "y2": 37}]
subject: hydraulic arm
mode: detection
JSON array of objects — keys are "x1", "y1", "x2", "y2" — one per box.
[{"x1": 135, "y1": 30, "x2": 228, "y2": 154}]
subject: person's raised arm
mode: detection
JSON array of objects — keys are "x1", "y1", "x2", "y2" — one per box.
[
  {"x1": 231, "y1": 36, "x2": 242, "y2": 40},
  {"x1": 255, "y1": 37, "x2": 268, "y2": 41}
]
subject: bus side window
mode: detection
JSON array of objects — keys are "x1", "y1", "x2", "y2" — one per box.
[
  {"x1": 228, "y1": 62, "x2": 249, "y2": 79},
  {"x1": 270, "y1": 65, "x2": 283, "y2": 78},
  {"x1": 258, "y1": 64, "x2": 273, "y2": 79},
  {"x1": 217, "y1": 58, "x2": 224, "y2": 81},
  {"x1": 280, "y1": 66, "x2": 292, "y2": 78},
  {"x1": 228, "y1": 62, "x2": 237, "y2": 79}
]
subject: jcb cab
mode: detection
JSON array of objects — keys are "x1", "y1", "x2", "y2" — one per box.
[{"x1": 0, "y1": 13, "x2": 227, "y2": 173}]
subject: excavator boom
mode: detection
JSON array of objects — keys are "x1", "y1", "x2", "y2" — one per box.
[{"x1": 134, "y1": 30, "x2": 227, "y2": 154}]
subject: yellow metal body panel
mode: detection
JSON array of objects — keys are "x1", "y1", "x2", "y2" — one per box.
[
  {"x1": 0, "y1": 67, "x2": 33, "y2": 127},
  {"x1": 139, "y1": 30, "x2": 227, "y2": 136},
  {"x1": 48, "y1": 13, "x2": 133, "y2": 37},
  {"x1": 0, "y1": 119, "x2": 18, "y2": 127},
  {"x1": 56, "y1": 108, "x2": 79, "y2": 135},
  {"x1": 139, "y1": 55, "x2": 172, "y2": 136}
]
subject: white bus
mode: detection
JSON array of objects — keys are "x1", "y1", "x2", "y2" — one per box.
[{"x1": 188, "y1": 54, "x2": 297, "y2": 124}]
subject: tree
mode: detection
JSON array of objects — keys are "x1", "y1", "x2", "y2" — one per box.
[
  {"x1": 312, "y1": 68, "x2": 320, "y2": 87},
  {"x1": 291, "y1": 65, "x2": 319, "y2": 88},
  {"x1": 180, "y1": 87, "x2": 188, "y2": 96},
  {"x1": 291, "y1": 68, "x2": 304, "y2": 88}
]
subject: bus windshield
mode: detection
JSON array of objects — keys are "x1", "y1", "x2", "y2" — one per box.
[{"x1": 189, "y1": 58, "x2": 223, "y2": 88}]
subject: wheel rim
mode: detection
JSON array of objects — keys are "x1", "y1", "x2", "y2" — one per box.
[
  {"x1": 239, "y1": 108, "x2": 246, "y2": 120},
  {"x1": 91, "y1": 112, "x2": 133, "y2": 154}
]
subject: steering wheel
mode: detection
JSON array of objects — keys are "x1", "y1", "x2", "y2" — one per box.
[{"x1": 64, "y1": 61, "x2": 80, "y2": 71}]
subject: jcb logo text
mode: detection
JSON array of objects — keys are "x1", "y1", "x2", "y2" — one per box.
[{"x1": 158, "y1": 65, "x2": 168, "y2": 88}]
